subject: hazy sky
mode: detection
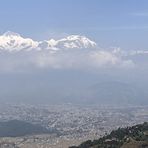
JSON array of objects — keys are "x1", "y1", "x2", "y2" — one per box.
[
  {"x1": 0, "y1": 0, "x2": 148, "y2": 105},
  {"x1": 0, "y1": 0, "x2": 148, "y2": 49}
]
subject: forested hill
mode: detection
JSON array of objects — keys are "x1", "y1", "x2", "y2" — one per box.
[{"x1": 70, "y1": 122, "x2": 148, "y2": 148}]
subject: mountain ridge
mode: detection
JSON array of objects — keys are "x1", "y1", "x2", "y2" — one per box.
[{"x1": 0, "y1": 31, "x2": 97, "y2": 52}]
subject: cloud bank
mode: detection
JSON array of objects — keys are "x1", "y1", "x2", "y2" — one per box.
[{"x1": 0, "y1": 31, "x2": 136, "y2": 72}]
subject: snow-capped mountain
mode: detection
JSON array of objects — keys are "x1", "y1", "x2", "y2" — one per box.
[
  {"x1": 0, "y1": 31, "x2": 38, "y2": 51},
  {"x1": 0, "y1": 31, "x2": 97, "y2": 51},
  {"x1": 39, "y1": 35, "x2": 97, "y2": 50},
  {"x1": 58, "y1": 35, "x2": 97, "y2": 49}
]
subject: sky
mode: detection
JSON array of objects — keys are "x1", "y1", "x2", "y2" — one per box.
[
  {"x1": 0, "y1": 0, "x2": 148, "y2": 105},
  {"x1": 0, "y1": 0, "x2": 148, "y2": 49}
]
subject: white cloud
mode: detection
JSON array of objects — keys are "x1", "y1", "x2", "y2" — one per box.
[
  {"x1": 0, "y1": 49, "x2": 134, "y2": 73},
  {"x1": 90, "y1": 51, "x2": 119, "y2": 67},
  {"x1": 29, "y1": 49, "x2": 135, "y2": 70},
  {"x1": 0, "y1": 31, "x2": 135, "y2": 72},
  {"x1": 112, "y1": 47, "x2": 148, "y2": 56}
]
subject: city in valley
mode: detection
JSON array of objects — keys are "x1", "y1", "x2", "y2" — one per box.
[{"x1": 0, "y1": 104, "x2": 147, "y2": 148}]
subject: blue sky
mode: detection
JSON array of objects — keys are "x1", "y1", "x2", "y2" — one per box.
[
  {"x1": 0, "y1": 0, "x2": 148, "y2": 105},
  {"x1": 0, "y1": 0, "x2": 148, "y2": 49}
]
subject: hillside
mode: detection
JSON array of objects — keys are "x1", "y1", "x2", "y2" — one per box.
[{"x1": 70, "y1": 122, "x2": 148, "y2": 148}]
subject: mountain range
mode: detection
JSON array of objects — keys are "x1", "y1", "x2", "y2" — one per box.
[{"x1": 0, "y1": 31, "x2": 97, "y2": 52}]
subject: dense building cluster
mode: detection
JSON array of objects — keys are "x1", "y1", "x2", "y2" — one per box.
[{"x1": 0, "y1": 104, "x2": 147, "y2": 148}]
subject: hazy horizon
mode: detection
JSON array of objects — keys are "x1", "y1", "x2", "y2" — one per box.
[{"x1": 0, "y1": 0, "x2": 148, "y2": 106}]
